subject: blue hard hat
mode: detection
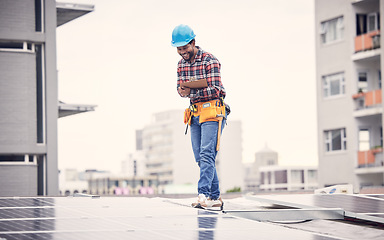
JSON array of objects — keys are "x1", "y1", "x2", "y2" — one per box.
[{"x1": 171, "y1": 24, "x2": 196, "y2": 47}]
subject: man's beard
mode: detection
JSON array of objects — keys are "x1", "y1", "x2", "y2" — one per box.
[{"x1": 181, "y1": 50, "x2": 194, "y2": 62}]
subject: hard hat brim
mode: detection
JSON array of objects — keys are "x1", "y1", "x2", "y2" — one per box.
[{"x1": 171, "y1": 41, "x2": 191, "y2": 47}]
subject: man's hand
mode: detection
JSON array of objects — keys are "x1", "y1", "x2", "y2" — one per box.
[{"x1": 178, "y1": 86, "x2": 191, "y2": 97}]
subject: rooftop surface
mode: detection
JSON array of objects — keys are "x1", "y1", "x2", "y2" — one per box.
[{"x1": 0, "y1": 193, "x2": 383, "y2": 239}]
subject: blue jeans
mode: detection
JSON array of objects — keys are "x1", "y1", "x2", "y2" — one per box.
[{"x1": 190, "y1": 116, "x2": 226, "y2": 200}]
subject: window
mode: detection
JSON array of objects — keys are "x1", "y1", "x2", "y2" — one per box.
[
  {"x1": 357, "y1": 12, "x2": 380, "y2": 35},
  {"x1": 274, "y1": 170, "x2": 287, "y2": 184},
  {"x1": 323, "y1": 72, "x2": 345, "y2": 98},
  {"x1": 358, "y1": 72, "x2": 368, "y2": 93},
  {"x1": 321, "y1": 16, "x2": 344, "y2": 44},
  {"x1": 291, "y1": 170, "x2": 304, "y2": 184},
  {"x1": 267, "y1": 159, "x2": 275, "y2": 166},
  {"x1": 0, "y1": 154, "x2": 38, "y2": 163},
  {"x1": 0, "y1": 42, "x2": 23, "y2": 49},
  {"x1": 0, "y1": 41, "x2": 35, "y2": 53},
  {"x1": 367, "y1": 12, "x2": 379, "y2": 32},
  {"x1": 325, "y1": 128, "x2": 347, "y2": 152},
  {"x1": 307, "y1": 170, "x2": 317, "y2": 184},
  {"x1": 0, "y1": 155, "x2": 25, "y2": 162},
  {"x1": 35, "y1": 0, "x2": 43, "y2": 32},
  {"x1": 36, "y1": 44, "x2": 45, "y2": 144},
  {"x1": 359, "y1": 129, "x2": 370, "y2": 151}
]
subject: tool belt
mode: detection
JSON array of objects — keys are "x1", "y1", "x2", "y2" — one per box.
[
  {"x1": 184, "y1": 99, "x2": 226, "y2": 125},
  {"x1": 184, "y1": 99, "x2": 228, "y2": 151}
]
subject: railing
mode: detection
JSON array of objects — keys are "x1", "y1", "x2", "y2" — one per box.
[
  {"x1": 355, "y1": 30, "x2": 380, "y2": 52},
  {"x1": 357, "y1": 148, "x2": 383, "y2": 168},
  {"x1": 352, "y1": 89, "x2": 382, "y2": 110}
]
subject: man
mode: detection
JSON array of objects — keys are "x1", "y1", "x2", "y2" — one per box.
[{"x1": 171, "y1": 24, "x2": 228, "y2": 210}]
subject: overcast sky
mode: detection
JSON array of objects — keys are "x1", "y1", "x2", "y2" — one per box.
[{"x1": 56, "y1": 0, "x2": 317, "y2": 174}]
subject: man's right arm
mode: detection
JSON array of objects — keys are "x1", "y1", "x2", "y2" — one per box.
[{"x1": 180, "y1": 79, "x2": 208, "y2": 89}]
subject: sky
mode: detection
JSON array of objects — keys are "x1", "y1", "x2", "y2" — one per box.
[{"x1": 56, "y1": 0, "x2": 317, "y2": 174}]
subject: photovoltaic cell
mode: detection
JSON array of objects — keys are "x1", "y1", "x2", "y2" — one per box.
[
  {"x1": 0, "y1": 208, "x2": 55, "y2": 219},
  {"x1": 0, "y1": 198, "x2": 54, "y2": 208}
]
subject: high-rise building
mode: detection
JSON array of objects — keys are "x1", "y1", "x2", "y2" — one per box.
[
  {"x1": 141, "y1": 109, "x2": 243, "y2": 193},
  {"x1": 315, "y1": 0, "x2": 383, "y2": 192},
  {"x1": 0, "y1": 0, "x2": 94, "y2": 196}
]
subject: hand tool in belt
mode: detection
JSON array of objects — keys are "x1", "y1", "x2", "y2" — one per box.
[{"x1": 215, "y1": 98, "x2": 225, "y2": 151}]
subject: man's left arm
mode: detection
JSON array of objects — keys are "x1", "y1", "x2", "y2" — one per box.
[{"x1": 203, "y1": 58, "x2": 222, "y2": 98}]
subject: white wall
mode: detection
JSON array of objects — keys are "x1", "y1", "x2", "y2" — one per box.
[{"x1": 315, "y1": 0, "x2": 356, "y2": 188}]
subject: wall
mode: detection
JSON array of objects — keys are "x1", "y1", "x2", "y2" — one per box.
[
  {"x1": 315, "y1": 0, "x2": 356, "y2": 188},
  {"x1": 0, "y1": 165, "x2": 37, "y2": 196}
]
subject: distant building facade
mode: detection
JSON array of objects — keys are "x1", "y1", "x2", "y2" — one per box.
[
  {"x1": 244, "y1": 145, "x2": 278, "y2": 192},
  {"x1": 59, "y1": 168, "x2": 89, "y2": 196},
  {"x1": 217, "y1": 120, "x2": 244, "y2": 192},
  {"x1": 259, "y1": 166, "x2": 318, "y2": 191},
  {"x1": 88, "y1": 174, "x2": 158, "y2": 195},
  {"x1": 315, "y1": 0, "x2": 383, "y2": 192},
  {"x1": 121, "y1": 151, "x2": 146, "y2": 177},
  {"x1": 0, "y1": 0, "x2": 94, "y2": 196}
]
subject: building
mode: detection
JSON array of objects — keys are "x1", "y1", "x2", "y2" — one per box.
[
  {"x1": 121, "y1": 130, "x2": 147, "y2": 177},
  {"x1": 58, "y1": 168, "x2": 88, "y2": 196},
  {"x1": 259, "y1": 165, "x2": 318, "y2": 192},
  {"x1": 141, "y1": 110, "x2": 243, "y2": 194},
  {"x1": 315, "y1": 0, "x2": 383, "y2": 192},
  {"x1": 88, "y1": 174, "x2": 158, "y2": 195},
  {"x1": 0, "y1": 0, "x2": 94, "y2": 196},
  {"x1": 60, "y1": 169, "x2": 157, "y2": 196},
  {"x1": 216, "y1": 119, "x2": 243, "y2": 192},
  {"x1": 244, "y1": 145, "x2": 278, "y2": 192},
  {"x1": 142, "y1": 110, "x2": 196, "y2": 193},
  {"x1": 121, "y1": 151, "x2": 146, "y2": 177}
]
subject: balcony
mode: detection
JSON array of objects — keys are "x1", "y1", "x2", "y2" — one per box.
[
  {"x1": 352, "y1": 30, "x2": 381, "y2": 62},
  {"x1": 352, "y1": 89, "x2": 382, "y2": 117},
  {"x1": 355, "y1": 30, "x2": 380, "y2": 52},
  {"x1": 356, "y1": 148, "x2": 384, "y2": 174}
]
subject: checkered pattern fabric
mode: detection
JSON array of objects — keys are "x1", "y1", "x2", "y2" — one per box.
[{"x1": 177, "y1": 46, "x2": 226, "y2": 104}]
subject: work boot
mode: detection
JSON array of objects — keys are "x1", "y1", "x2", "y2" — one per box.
[
  {"x1": 191, "y1": 194, "x2": 207, "y2": 208},
  {"x1": 206, "y1": 196, "x2": 223, "y2": 211}
]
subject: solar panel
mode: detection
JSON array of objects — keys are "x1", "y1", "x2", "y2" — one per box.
[
  {"x1": 0, "y1": 196, "x2": 345, "y2": 240},
  {"x1": 368, "y1": 195, "x2": 384, "y2": 200},
  {"x1": 246, "y1": 194, "x2": 384, "y2": 225}
]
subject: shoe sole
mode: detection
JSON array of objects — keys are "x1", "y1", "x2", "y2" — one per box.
[
  {"x1": 192, "y1": 203, "x2": 205, "y2": 209},
  {"x1": 196, "y1": 202, "x2": 224, "y2": 211}
]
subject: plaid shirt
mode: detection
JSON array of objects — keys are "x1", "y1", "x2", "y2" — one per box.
[{"x1": 177, "y1": 46, "x2": 226, "y2": 104}]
